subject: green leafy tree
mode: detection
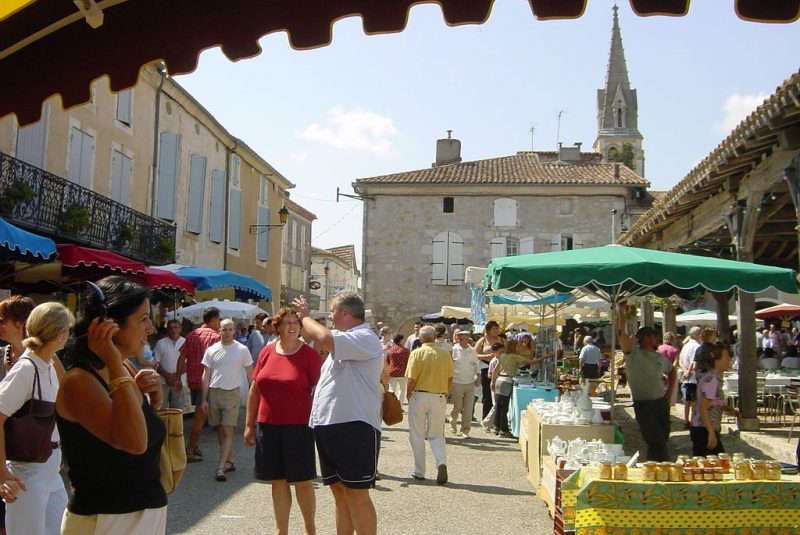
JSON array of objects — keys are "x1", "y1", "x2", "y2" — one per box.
[{"x1": 608, "y1": 142, "x2": 635, "y2": 170}]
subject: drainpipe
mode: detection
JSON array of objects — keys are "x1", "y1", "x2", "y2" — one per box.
[
  {"x1": 223, "y1": 141, "x2": 236, "y2": 270},
  {"x1": 150, "y1": 64, "x2": 166, "y2": 217}
]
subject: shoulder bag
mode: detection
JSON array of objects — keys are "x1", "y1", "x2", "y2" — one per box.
[
  {"x1": 157, "y1": 408, "x2": 186, "y2": 494},
  {"x1": 4, "y1": 357, "x2": 56, "y2": 463},
  {"x1": 381, "y1": 389, "x2": 403, "y2": 426}
]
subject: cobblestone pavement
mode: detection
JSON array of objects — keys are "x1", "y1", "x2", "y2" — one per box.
[{"x1": 166, "y1": 405, "x2": 554, "y2": 534}]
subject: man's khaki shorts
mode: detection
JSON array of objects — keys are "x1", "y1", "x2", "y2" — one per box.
[{"x1": 208, "y1": 387, "x2": 241, "y2": 427}]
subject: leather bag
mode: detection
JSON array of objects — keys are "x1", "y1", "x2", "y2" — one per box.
[
  {"x1": 4, "y1": 357, "x2": 56, "y2": 463},
  {"x1": 381, "y1": 390, "x2": 403, "y2": 426},
  {"x1": 157, "y1": 408, "x2": 186, "y2": 494}
]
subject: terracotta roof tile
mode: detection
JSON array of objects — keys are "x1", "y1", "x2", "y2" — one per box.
[
  {"x1": 355, "y1": 151, "x2": 648, "y2": 187},
  {"x1": 311, "y1": 244, "x2": 360, "y2": 275}
]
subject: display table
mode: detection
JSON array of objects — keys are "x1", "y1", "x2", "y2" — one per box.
[
  {"x1": 561, "y1": 466, "x2": 800, "y2": 534},
  {"x1": 509, "y1": 384, "x2": 559, "y2": 437},
  {"x1": 526, "y1": 409, "x2": 617, "y2": 489}
]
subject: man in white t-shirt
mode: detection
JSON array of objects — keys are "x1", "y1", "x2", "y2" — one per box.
[
  {"x1": 154, "y1": 319, "x2": 185, "y2": 409},
  {"x1": 200, "y1": 318, "x2": 253, "y2": 482},
  {"x1": 450, "y1": 330, "x2": 479, "y2": 437},
  {"x1": 679, "y1": 326, "x2": 702, "y2": 428}
]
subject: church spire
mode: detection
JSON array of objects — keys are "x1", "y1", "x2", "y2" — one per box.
[{"x1": 594, "y1": 5, "x2": 645, "y2": 176}]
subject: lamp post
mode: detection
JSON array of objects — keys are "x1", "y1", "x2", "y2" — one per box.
[
  {"x1": 249, "y1": 205, "x2": 289, "y2": 234},
  {"x1": 611, "y1": 208, "x2": 617, "y2": 243}
]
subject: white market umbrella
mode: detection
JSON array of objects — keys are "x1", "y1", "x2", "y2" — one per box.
[{"x1": 172, "y1": 299, "x2": 268, "y2": 323}]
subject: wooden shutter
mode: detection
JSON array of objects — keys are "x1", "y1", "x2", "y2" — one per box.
[
  {"x1": 186, "y1": 154, "x2": 207, "y2": 233},
  {"x1": 15, "y1": 103, "x2": 48, "y2": 168},
  {"x1": 116, "y1": 90, "x2": 132, "y2": 125},
  {"x1": 227, "y1": 188, "x2": 241, "y2": 249},
  {"x1": 494, "y1": 198, "x2": 517, "y2": 227},
  {"x1": 574, "y1": 234, "x2": 583, "y2": 249},
  {"x1": 520, "y1": 236, "x2": 534, "y2": 255},
  {"x1": 257, "y1": 206, "x2": 270, "y2": 261},
  {"x1": 432, "y1": 232, "x2": 447, "y2": 285},
  {"x1": 230, "y1": 154, "x2": 240, "y2": 186},
  {"x1": 69, "y1": 127, "x2": 94, "y2": 188},
  {"x1": 490, "y1": 237, "x2": 506, "y2": 259},
  {"x1": 446, "y1": 233, "x2": 464, "y2": 285},
  {"x1": 110, "y1": 150, "x2": 132, "y2": 206},
  {"x1": 208, "y1": 169, "x2": 225, "y2": 243},
  {"x1": 156, "y1": 132, "x2": 179, "y2": 220}
]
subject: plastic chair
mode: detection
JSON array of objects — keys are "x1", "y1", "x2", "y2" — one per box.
[{"x1": 785, "y1": 379, "x2": 800, "y2": 442}]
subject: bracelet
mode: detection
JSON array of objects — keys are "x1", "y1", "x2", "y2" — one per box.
[{"x1": 108, "y1": 376, "x2": 133, "y2": 396}]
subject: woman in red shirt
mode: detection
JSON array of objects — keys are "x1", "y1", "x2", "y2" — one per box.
[{"x1": 244, "y1": 307, "x2": 322, "y2": 535}]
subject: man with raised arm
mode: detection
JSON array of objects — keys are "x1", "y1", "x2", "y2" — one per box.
[{"x1": 294, "y1": 292, "x2": 383, "y2": 535}]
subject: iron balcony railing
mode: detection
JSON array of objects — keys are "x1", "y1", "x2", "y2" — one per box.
[{"x1": 0, "y1": 152, "x2": 176, "y2": 264}]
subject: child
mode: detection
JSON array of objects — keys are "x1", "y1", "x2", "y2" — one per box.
[
  {"x1": 481, "y1": 342, "x2": 505, "y2": 432},
  {"x1": 690, "y1": 343, "x2": 737, "y2": 456},
  {"x1": 491, "y1": 341, "x2": 523, "y2": 437}
]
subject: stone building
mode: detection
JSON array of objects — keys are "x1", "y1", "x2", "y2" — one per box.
[
  {"x1": 353, "y1": 9, "x2": 654, "y2": 333},
  {"x1": 280, "y1": 197, "x2": 318, "y2": 308},
  {"x1": 310, "y1": 245, "x2": 361, "y2": 314}
]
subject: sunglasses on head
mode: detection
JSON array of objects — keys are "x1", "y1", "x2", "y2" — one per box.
[{"x1": 85, "y1": 281, "x2": 108, "y2": 321}]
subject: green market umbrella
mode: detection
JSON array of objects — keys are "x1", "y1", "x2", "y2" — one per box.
[{"x1": 483, "y1": 244, "x2": 799, "y2": 410}]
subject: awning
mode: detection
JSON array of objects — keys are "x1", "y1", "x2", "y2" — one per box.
[
  {"x1": 56, "y1": 244, "x2": 145, "y2": 274},
  {"x1": 158, "y1": 264, "x2": 272, "y2": 301},
  {"x1": 0, "y1": 216, "x2": 56, "y2": 262},
  {"x1": 143, "y1": 266, "x2": 194, "y2": 294},
  {"x1": 2, "y1": 0, "x2": 798, "y2": 126}
]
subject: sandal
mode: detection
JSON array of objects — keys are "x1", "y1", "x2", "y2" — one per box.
[
  {"x1": 215, "y1": 468, "x2": 227, "y2": 482},
  {"x1": 223, "y1": 461, "x2": 236, "y2": 473},
  {"x1": 186, "y1": 451, "x2": 203, "y2": 463}
]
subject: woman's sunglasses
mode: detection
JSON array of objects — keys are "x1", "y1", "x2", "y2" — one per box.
[{"x1": 85, "y1": 281, "x2": 108, "y2": 321}]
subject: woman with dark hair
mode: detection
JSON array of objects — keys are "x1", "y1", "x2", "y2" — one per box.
[
  {"x1": 56, "y1": 276, "x2": 166, "y2": 534},
  {"x1": 0, "y1": 295, "x2": 37, "y2": 378},
  {"x1": 474, "y1": 321, "x2": 503, "y2": 420},
  {"x1": 244, "y1": 307, "x2": 322, "y2": 535}
]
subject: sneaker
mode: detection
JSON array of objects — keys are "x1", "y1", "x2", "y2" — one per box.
[
  {"x1": 436, "y1": 464, "x2": 448, "y2": 485},
  {"x1": 411, "y1": 473, "x2": 425, "y2": 481}
]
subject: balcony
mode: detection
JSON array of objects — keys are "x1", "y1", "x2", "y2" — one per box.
[{"x1": 0, "y1": 152, "x2": 175, "y2": 265}]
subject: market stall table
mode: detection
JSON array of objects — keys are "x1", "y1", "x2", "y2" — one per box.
[
  {"x1": 510, "y1": 383, "x2": 559, "y2": 438},
  {"x1": 560, "y1": 466, "x2": 800, "y2": 534}
]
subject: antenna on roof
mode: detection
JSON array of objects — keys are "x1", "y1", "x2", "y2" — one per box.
[
  {"x1": 529, "y1": 124, "x2": 536, "y2": 151},
  {"x1": 556, "y1": 110, "x2": 566, "y2": 149}
]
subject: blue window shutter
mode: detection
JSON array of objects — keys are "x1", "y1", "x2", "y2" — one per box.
[
  {"x1": 186, "y1": 154, "x2": 207, "y2": 233},
  {"x1": 208, "y1": 170, "x2": 225, "y2": 243},
  {"x1": 110, "y1": 150, "x2": 132, "y2": 206},
  {"x1": 228, "y1": 188, "x2": 241, "y2": 249},
  {"x1": 156, "y1": 131, "x2": 179, "y2": 220},
  {"x1": 257, "y1": 206, "x2": 270, "y2": 261}
]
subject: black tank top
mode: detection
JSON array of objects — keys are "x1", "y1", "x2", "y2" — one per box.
[{"x1": 56, "y1": 366, "x2": 167, "y2": 515}]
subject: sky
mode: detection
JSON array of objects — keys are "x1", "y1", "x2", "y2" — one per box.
[{"x1": 175, "y1": 1, "x2": 800, "y2": 267}]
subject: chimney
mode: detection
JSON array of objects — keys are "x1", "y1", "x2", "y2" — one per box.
[
  {"x1": 557, "y1": 142, "x2": 582, "y2": 163},
  {"x1": 433, "y1": 130, "x2": 462, "y2": 167},
  {"x1": 613, "y1": 163, "x2": 620, "y2": 179}
]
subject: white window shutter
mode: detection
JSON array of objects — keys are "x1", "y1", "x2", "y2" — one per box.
[
  {"x1": 257, "y1": 206, "x2": 270, "y2": 261},
  {"x1": 432, "y1": 232, "x2": 447, "y2": 285},
  {"x1": 79, "y1": 132, "x2": 94, "y2": 188},
  {"x1": 446, "y1": 233, "x2": 464, "y2": 285},
  {"x1": 15, "y1": 104, "x2": 48, "y2": 168},
  {"x1": 574, "y1": 234, "x2": 583, "y2": 249},
  {"x1": 551, "y1": 233, "x2": 561, "y2": 251},
  {"x1": 156, "y1": 131, "x2": 179, "y2": 220},
  {"x1": 493, "y1": 198, "x2": 517, "y2": 227},
  {"x1": 490, "y1": 237, "x2": 506, "y2": 259},
  {"x1": 116, "y1": 90, "x2": 132, "y2": 125},
  {"x1": 68, "y1": 127, "x2": 81, "y2": 184},
  {"x1": 520, "y1": 236, "x2": 534, "y2": 255}
]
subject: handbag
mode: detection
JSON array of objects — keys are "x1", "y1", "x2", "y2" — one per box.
[
  {"x1": 381, "y1": 390, "x2": 403, "y2": 426},
  {"x1": 157, "y1": 408, "x2": 186, "y2": 494},
  {"x1": 4, "y1": 357, "x2": 56, "y2": 463}
]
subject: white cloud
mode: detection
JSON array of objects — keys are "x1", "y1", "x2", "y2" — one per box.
[
  {"x1": 296, "y1": 107, "x2": 397, "y2": 155},
  {"x1": 289, "y1": 151, "x2": 310, "y2": 162},
  {"x1": 715, "y1": 92, "x2": 769, "y2": 133}
]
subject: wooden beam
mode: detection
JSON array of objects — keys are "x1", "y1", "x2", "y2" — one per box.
[
  {"x1": 753, "y1": 240, "x2": 770, "y2": 258},
  {"x1": 769, "y1": 240, "x2": 790, "y2": 262}
]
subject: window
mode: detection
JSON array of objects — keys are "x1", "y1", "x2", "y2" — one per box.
[
  {"x1": 156, "y1": 131, "x2": 179, "y2": 220},
  {"x1": 616, "y1": 108, "x2": 623, "y2": 127},
  {"x1": 505, "y1": 237, "x2": 519, "y2": 256},
  {"x1": 15, "y1": 103, "x2": 49, "y2": 168},
  {"x1": 560, "y1": 199, "x2": 573, "y2": 215},
  {"x1": 109, "y1": 149, "x2": 132, "y2": 206},
  {"x1": 256, "y1": 206, "x2": 270, "y2": 261},
  {"x1": 68, "y1": 125, "x2": 95, "y2": 188},
  {"x1": 228, "y1": 187, "x2": 241, "y2": 249},
  {"x1": 561, "y1": 234, "x2": 573, "y2": 251},
  {"x1": 551, "y1": 233, "x2": 583, "y2": 251},
  {"x1": 443, "y1": 197, "x2": 454, "y2": 213},
  {"x1": 432, "y1": 231, "x2": 464, "y2": 286},
  {"x1": 208, "y1": 170, "x2": 225, "y2": 243},
  {"x1": 493, "y1": 198, "x2": 517, "y2": 227},
  {"x1": 607, "y1": 146, "x2": 619, "y2": 161},
  {"x1": 186, "y1": 154, "x2": 207, "y2": 233},
  {"x1": 116, "y1": 90, "x2": 133, "y2": 126}
]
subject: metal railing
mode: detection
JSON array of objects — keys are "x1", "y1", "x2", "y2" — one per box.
[{"x1": 0, "y1": 152, "x2": 175, "y2": 264}]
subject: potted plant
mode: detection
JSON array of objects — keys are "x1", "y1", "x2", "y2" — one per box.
[
  {"x1": 60, "y1": 204, "x2": 90, "y2": 234},
  {"x1": 114, "y1": 225, "x2": 134, "y2": 247},
  {"x1": 156, "y1": 238, "x2": 176, "y2": 261},
  {"x1": 0, "y1": 180, "x2": 34, "y2": 213}
]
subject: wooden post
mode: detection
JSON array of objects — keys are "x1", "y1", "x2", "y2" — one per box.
[
  {"x1": 663, "y1": 305, "x2": 677, "y2": 336},
  {"x1": 711, "y1": 291, "x2": 732, "y2": 343}
]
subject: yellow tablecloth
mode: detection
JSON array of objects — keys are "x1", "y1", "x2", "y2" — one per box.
[{"x1": 561, "y1": 467, "x2": 800, "y2": 534}]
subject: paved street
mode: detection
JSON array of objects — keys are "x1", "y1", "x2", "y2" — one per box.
[{"x1": 167, "y1": 406, "x2": 553, "y2": 534}]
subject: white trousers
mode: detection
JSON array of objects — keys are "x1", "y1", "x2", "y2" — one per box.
[
  {"x1": 388, "y1": 377, "x2": 408, "y2": 404},
  {"x1": 408, "y1": 392, "x2": 447, "y2": 477},
  {"x1": 6, "y1": 448, "x2": 67, "y2": 535},
  {"x1": 449, "y1": 382, "x2": 475, "y2": 434}
]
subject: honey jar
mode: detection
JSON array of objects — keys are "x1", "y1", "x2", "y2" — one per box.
[
  {"x1": 599, "y1": 461, "x2": 613, "y2": 479},
  {"x1": 693, "y1": 467, "x2": 705, "y2": 481},
  {"x1": 731, "y1": 452, "x2": 745, "y2": 464},
  {"x1": 734, "y1": 461, "x2": 751, "y2": 480},
  {"x1": 704, "y1": 456, "x2": 719, "y2": 468},
  {"x1": 750, "y1": 460, "x2": 767, "y2": 480},
  {"x1": 676, "y1": 455, "x2": 689, "y2": 466},
  {"x1": 718, "y1": 453, "x2": 731, "y2": 473},
  {"x1": 713, "y1": 467, "x2": 724, "y2": 481},
  {"x1": 613, "y1": 462, "x2": 628, "y2": 481},
  {"x1": 682, "y1": 467, "x2": 694, "y2": 482},
  {"x1": 656, "y1": 463, "x2": 670, "y2": 482},
  {"x1": 703, "y1": 467, "x2": 715, "y2": 481},
  {"x1": 766, "y1": 461, "x2": 781, "y2": 481},
  {"x1": 683, "y1": 458, "x2": 699, "y2": 468},
  {"x1": 642, "y1": 461, "x2": 657, "y2": 481},
  {"x1": 669, "y1": 463, "x2": 683, "y2": 482}
]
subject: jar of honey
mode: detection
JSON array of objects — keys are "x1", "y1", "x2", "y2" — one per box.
[
  {"x1": 713, "y1": 467, "x2": 724, "y2": 481},
  {"x1": 676, "y1": 455, "x2": 690, "y2": 466},
  {"x1": 669, "y1": 463, "x2": 683, "y2": 482},
  {"x1": 718, "y1": 453, "x2": 731, "y2": 473},
  {"x1": 750, "y1": 460, "x2": 767, "y2": 480},
  {"x1": 613, "y1": 463, "x2": 628, "y2": 481},
  {"x1": 766, "y1": 461, "x2": 781, "y2": 481},
  {"x1": 693, "y1": 467, "x2": 704, "y2": 481},
  {"x1": 703, "y1": 467, "x2": 715, "y2": 481},
  {"x1": 656, "y1": 463, "x2": 670, "y2": 482},
  {"x1": 732, "y1": 452, "x2": 745, "y2": 464},
  {"x1": 642, "y1": 462, "x2": 657, "y2": 481},
  {"x1": 704, "y1": 456, "x2": 719, "y2": 468},
  {"x1": 683, "y1": 458, "x2": 699, "y2": 468},
  {"x1": 734, "y1": 461, "x2": 751, "y2": 480},
  {"x1": 599, "y1": 461, "x2": 613, "y2": 479},
  {"x1": 682, "y1": 467, "x2": 694, "y2": 482}
]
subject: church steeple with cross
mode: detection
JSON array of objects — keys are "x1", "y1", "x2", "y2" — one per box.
[{"x1": 593, "y1": 5, "x2": 645, "y2": 176}]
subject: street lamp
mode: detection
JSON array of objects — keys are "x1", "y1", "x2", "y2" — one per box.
[{"x1": 249, "y1": 205, "x2": 289, "y2": 234}]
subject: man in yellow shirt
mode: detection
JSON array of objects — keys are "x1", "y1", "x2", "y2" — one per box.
[{"x1": 406, "y1": 325, "x2": 454, "y2": 485}]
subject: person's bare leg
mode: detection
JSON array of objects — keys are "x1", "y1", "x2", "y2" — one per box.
[
  {"x1": 270, "y1": 480, "x2": 292, "y2": 535},
  {"x1": 187, "y1": 409, "x2": 207, "y2": 456},
  {"x1": 341, "y1": 486, "x2": 376, "y2": 535},
  {"x1": 217, "y1": 425, "x2": 234, "y2": 470},
  {"x1": 329, "y1": 483, "x2": 353, "y2": 535},
  {"x1": 294, "y1": 480, "x2": 316, "y2": 535}
]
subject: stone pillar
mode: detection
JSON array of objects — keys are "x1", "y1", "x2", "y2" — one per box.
[
  {"x1": 663, "y1": 305, "x2": 677, "y2": 336},
  {"x1": 641, "y1": 300, "x2": 655, "y2": 328}
]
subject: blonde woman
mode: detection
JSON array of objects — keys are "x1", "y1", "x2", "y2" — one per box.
[{"x1": 0, "y1": 302, "x2": 73, "y2": 535}]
